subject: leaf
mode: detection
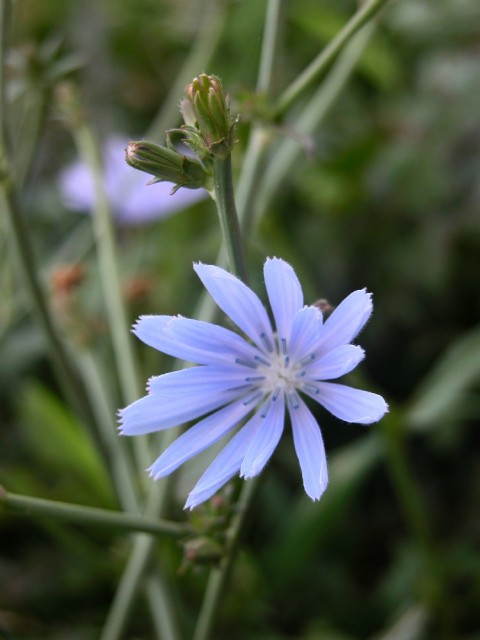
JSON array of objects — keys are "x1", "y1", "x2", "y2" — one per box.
[
  {"x1": 16, "y1": 381, "x2": 116, "y2": 508},
  {"x1": 408, "y1": 324, "x2": 480, "y2": 430}
]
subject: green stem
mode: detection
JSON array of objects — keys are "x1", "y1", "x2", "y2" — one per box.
[
  {"x1": 0, "y1": 487, "x2": 189, "y2": 537},
  {"x1": 254, "y1": 23, "x2": 375, "y2": 228},
  {"x1": 147, "y1": 0, "x2": 226, "y2": 140},
  {"x1": 61, "y1": 86, "x2": 149, "y2": 472},
  {"x1": 75, "y1": 350, "x2": 140, "y2": 512},
  {"x1": 274, "y1": 0, "x2": 391, "y2": 118},
  {"x1": 192, "y1": 479, "x2": 258, "y2": 640},
  {"x1": 192, "y1": 3, "x2": 286, "y2": 638},
  {"x1": 212, "y1": 155, "x2": 249, "y2": 282},
  {"x1": 0, "y1": 2, "x2": 96, "y2": 428},
  {"x1": 76, "y1": 349, "x2": 183, "y2": 640}
]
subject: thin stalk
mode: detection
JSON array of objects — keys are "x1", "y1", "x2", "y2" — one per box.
[
  {"x1": 254, "y1": 23, "x2": 375, "y2": 229},
  {"x1": 0, "y1": 2, "x2": 96, "y2": 428},
  {"x1": 274, "y1": 0, "x2": 391, "y2": 118},
  {"x1": 63, "y1": 88, "x2": 148, "y2": 471},
  {"x1": 99, "y1": 474, "x2": 176, "y2": 640},
  {"x1": 192, "y1": 3, "x2": 287, "y2": 637},
  {"x1": 212, "y1": 156, "x2": 248, "y2": 282},
  {"x1": 0, "y1": 487, "x2": 189, "y2": 537},
  {"x1": 256, "y1": 0, "x2": 286, "y2": 96},
  {"x1": 192, "y1": 479, "x2": 258, "y2": 640},
  {"x1": 76, "y1": 350, "x2": 182, "y2": 640},
  {"x1": 76, "y1": 350, "x2": 139, "y2": 512},
  {"x1": 147, "y1": 0, "x2": 226, "y2": 140},
  {"x1": 235, "y1": 0, "x2": 288, "y2": 230}
]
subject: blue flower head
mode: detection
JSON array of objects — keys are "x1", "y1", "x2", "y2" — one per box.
[{"x1": 119, "y1": 258, "x2": 388, "y2": 509}]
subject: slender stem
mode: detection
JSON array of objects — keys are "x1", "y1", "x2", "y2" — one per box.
[
  {"x1": 255, "y1": 23, "x2": 375, "y2": 228},
  {"x1": 0, "y1": 2, "x2": 96, "y2": 428},
  {"x1": 99, "y1": 474, "x2": 177, "y2": 640},
  {"x1": 192, "y1": 479, "x2": 258, "y2": 640},
  {"x1": 256, "y1": 0, "x2": 286, "y2": 96},
  {"x1": 274, "y1": 0, "x2": 391, "y2": 118},
  {"x1": 60, "y1": 86, "x2": 149, "y2": 471},
  {"x1": 75, "y1": 350, "x2": 140, "y2": 512},
  {"x1": 147, "y1": 0, "x2": 226, "y2": 140},
  {"x1": 212, "y1": 156, "x2": 249, "y2": 282},
  {"x1": 0, "y1": 487, "x2": 189, "y2": 538},
  {"x1": 192, "y1": 3, "x2": 286, "y2": 638},
  {"x1": 76, "y1": 349, "x2": 183, "y2": 640}
]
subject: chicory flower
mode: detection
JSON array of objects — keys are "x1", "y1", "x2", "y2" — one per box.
[{"x1": 119, "y1": 258, "x2": 388, "y2": 509}]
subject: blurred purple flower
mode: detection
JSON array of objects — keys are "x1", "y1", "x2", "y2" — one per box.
[{"x1": 58, "y1": 135, "x2": 207, "y2": 225}]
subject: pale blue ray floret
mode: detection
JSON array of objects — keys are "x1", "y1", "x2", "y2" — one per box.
[{"x1": 119, "y1": 258, "x2": 388, "y2": 509}]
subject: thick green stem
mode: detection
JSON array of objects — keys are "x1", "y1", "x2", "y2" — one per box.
[
  {"x1": 212, "y1": 155, "x2": 249, "y2": 282},
  {"x1": 274, "y1": 0, "x2": 391, "y2": 118},
  {"x1": 0, "y1": 487, "x2": 189, "y2": 537}
]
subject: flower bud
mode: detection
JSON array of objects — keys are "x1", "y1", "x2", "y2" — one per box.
[
  {"x1": 184, "y1": 74, "x2": 236, "y2": 159},
  {"x1": 125, "y1": 140, "x2": 209, "y2": 191}
]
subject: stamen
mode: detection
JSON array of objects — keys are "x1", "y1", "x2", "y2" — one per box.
[
  {"x1": 243, "y1": 390, "x2": 264, "y2": 406},
  {"x1": 260, "y1": 332, "x2": 274, "y2": 353},
  {"x1": 235, "y1": 357, "x2": 257, "y2": 369},
  {"x1": 302, "y1": 383, "x2": 319, "y2": 395},
  {"x1": 283, "y1": 355, "x2": 290, "y2": 368},
  {"x1": 260, "y1": 398, "x2": 272, "y2": 418},
  {"x1": 280, "y1": 338, "x2": 287, "y2": 355},
  {"x1": 245, "y1": 375, "x2": 267, "y2": 383},
  {"x1": 299, "y1": 353, "x2": 315, "y2": 367},
  {"x1": 288, "y1": 391, "x2": 299, "y2": 409},
  {"x1": 254, "y1": 354, "x2": 271, "y2": 367}
]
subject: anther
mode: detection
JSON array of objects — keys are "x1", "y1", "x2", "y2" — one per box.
[
  {"x1": 235, "y1": 357, "x2": 258, "y2": 369},
  {"x1": 243, "y1": 390, "x2": 263, "y2": 406},
  {"x1": 260, "y1": 332, "x2": 274, "y2": 353},
  {"x1": 288, "y1": 391, "x2": 299, "y2": 409},
  {"x1": 299, "y1": 353, "x2": 316, "y2": 367}
]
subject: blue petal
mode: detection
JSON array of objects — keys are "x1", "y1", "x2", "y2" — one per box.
[
  {"x1": 149, "y1": 397, "x2": 253, "y2": 478},
  {"x1": 305, "y1": 345, "x2": 365, "y2": 381},
  {"x1": 194, "y1": 263, "x2": 275, "y2": 353},
  {"x1": 264, "y1": 258, "x2": 303, "y2": 344},
  {"x1": 314, "y1": 289, "x2": 373, "y2": 352},
  {"x1": 305, "y1": 381, "x2": 388, "y2": 424},
  {"x1": 118, "y1": 385, "x2": 241, "y2": 435},
  {"x1": 147, "y1": 364, "x2": 254, "y2": 396},
  {"x1": 289, "y1": 306, "x2": 323, "y2": 362},
  {"x1": 133, "y1": 315, "x2": 261, "y2": 365},
  {"x1": 184, "y1": 417, "x2": 260, "y2": 509},
  {"x1": 240, "y1": 394, "x2": 285, "y2": 479},
  {"x1": 288, "y1": 394, "x2": 328, "y2": 500}
]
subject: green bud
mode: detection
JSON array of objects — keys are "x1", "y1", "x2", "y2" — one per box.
[
  {"x1": 184, "y1": 74, "x2": 236, "y2": 159},
  {"x1": 125, "y1": 140, "x2": 210, "y2": 191}
]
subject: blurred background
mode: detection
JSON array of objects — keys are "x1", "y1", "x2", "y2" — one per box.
[{"x1": 1, "y1": 0, "x2": 479, "y2": 638}]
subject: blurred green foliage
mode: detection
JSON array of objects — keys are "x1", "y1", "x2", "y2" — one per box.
[{"x1": 1, "y1": 0, "x2": 480, "y2": 638}]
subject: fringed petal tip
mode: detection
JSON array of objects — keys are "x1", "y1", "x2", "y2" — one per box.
[{"x1": 116, "y1": 408, "x2": 126, "y2": 434}]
